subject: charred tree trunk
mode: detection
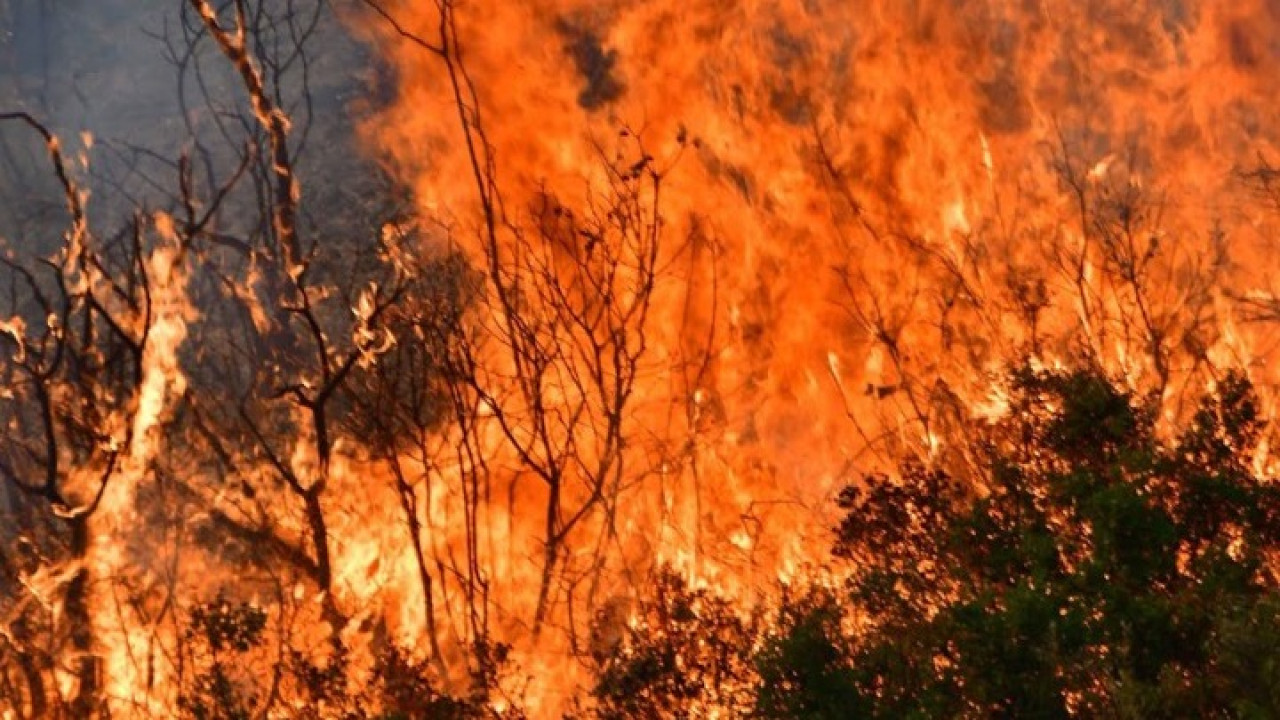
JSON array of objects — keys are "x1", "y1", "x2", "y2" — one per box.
[{"x1": 65, "y1": 516, "x2": 99, "y2": 718}]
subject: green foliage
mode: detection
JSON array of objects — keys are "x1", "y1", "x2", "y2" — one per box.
[
  {"x1": 754, "y1": 587, "x2": 862, "y2": 720},
  {"x1": 586, "y1": 366, "x2": 1280, "y2": 718},
  {"x1": 589, "y1": 569, "x2": 757, "y2": 719},
  {"x1": 793, "y1": 365, "x2": 1280, "y2": 718}
]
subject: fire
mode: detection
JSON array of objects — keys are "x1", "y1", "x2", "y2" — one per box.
[
  {"x1": 348, "y1": 0, "x2": 1280, "y2": 709},
  {"x1": 88, "y1": 211, "x2": 191, "y2": 713},
  {"x1": 4, "y1": 0, "x2": 1280, "y2": 716}
]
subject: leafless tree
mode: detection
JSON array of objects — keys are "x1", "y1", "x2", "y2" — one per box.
[
  {"x1": 0, "y1": 111, "x2": 169, "y2": 717},
  {"x1": 361, "y1": 2, "x2": 681, "y2": 663}
]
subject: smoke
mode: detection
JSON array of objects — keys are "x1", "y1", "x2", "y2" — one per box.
[
  {"x1": 1, "y1": 0, "x2": 379, "y2": 239},
  {"x1": 556, "y1": 18, "x2": 625, "y2": 110}
]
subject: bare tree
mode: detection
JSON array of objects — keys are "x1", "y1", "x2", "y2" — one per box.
[{"x1": 0, "y1": 111, "x2": 170, "y2": 718}]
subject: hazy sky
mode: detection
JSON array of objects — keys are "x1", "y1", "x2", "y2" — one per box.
[{"x1": 1, "y1": 1, "x2": 374, "y2": 243}]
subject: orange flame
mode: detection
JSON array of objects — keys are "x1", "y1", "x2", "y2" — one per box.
[
  {"x1": 343, "y1": 0, "x2": 1280, "y2": 711},
  {"x1": 29, "y1": 0, "x2": 1278, "y2": 716}
]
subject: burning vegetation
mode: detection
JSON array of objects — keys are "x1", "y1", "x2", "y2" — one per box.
[{"x1": 4, "y1": 0, "x2": 1280, "y2": 716}]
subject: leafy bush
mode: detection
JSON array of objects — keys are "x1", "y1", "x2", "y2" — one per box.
[
  {"x1": 806, "y1": 366, "x2": 1280, "y2": 717},
  {"x1": 597, "y1": 365, "x2": 1280, "y2": 719}
]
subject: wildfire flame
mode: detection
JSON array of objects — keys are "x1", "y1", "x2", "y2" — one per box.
[
  {"x1": 348, "y1": 0, "x2": 1280, "y2": 710},
  {"x1": 5, "y1": 0, "x2": 1280, "y2": 716}
]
